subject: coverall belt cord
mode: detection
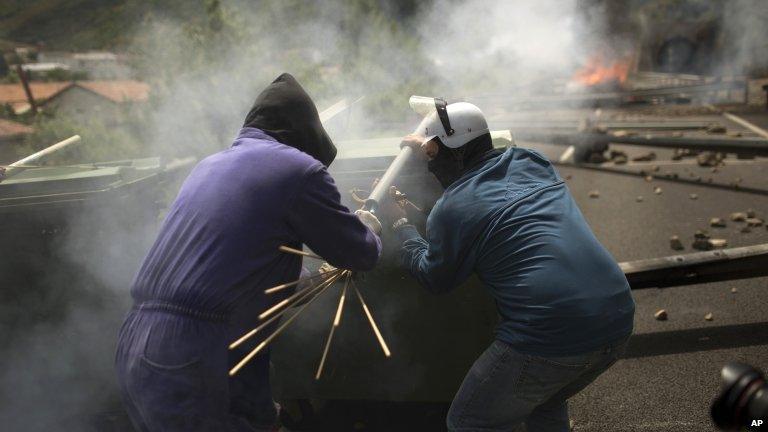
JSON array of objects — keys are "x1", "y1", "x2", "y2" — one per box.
[{"x1": 134, "y1": 300, "x2": 229, "y2": 323}]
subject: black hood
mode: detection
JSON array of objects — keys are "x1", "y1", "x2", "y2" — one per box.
[
  {"x1": 243, "y1": 73, "x2": 337, "y2": 166},
  {"x1": 428, "y1": 133, "x2": 500, "y2": 189}
]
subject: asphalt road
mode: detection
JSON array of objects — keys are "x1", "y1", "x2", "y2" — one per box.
[
  {"x1": 275, "y1": 110, "x2": 768, "y2": 431},
  {"x1": 96, "y1": 108, "x2": 768, "y2": 432},
  {"x1": 522, "y1": 111, "x2": 768, "y2": 431},
  {"x1": 560, "y1": 164, "x2": 768, "y2": 431}
]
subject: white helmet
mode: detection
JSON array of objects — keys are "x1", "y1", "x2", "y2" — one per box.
[{"x1": 414, "y1": 99, "x2": 489, "y2": 149}]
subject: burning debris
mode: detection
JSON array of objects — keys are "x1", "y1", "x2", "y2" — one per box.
[{"x1": 572, "y1": 54, "x2": 631, "y2": 88}]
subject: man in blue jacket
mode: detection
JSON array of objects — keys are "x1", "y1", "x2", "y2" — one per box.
[
  {"x1": 393, "y1": 100, "x2": 635, "y2": 432},
  {"x1": 115, "y1": 73, "x2": 382, "y2": 431}
]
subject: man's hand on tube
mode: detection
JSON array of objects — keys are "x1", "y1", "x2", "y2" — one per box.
[
  {"x1": 355, "y1": 209, "x2": 382, "y2": 236},
  {"x1": 400, "y1": 134, "x2": 438, "y2": 160}
]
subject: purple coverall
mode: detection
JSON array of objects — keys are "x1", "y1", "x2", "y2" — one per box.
[{"x1": 115, "y1": 128, "x2": 381, "y2": 431}]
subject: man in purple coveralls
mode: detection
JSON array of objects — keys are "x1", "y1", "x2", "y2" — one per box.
[{"x1": 115, "y1": 73, "x2": 382, "y2": 431}]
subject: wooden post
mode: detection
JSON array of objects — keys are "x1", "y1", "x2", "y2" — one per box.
[
  {"x1": 2, "y1": 135, "x2": 81, "y2": 180},
  {"x1": 15, "y1": 64, "x2": 37, "y2": 114}
]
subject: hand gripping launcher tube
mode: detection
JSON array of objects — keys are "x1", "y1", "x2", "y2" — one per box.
[{"x1": 361, "y1": 96, "x2": 445, "y2": 215}]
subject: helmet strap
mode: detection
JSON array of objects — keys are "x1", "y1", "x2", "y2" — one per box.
[{"x1": 434, "y1": 98, "x2": 455, "y2": 136}]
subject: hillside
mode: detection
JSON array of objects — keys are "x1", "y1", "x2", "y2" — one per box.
[{"x1": 0, "y1": 0, "x2": 212, "y2": 50}]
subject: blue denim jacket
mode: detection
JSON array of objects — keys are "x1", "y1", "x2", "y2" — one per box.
[{"x1": 397, "y1": 147, "x2": 635, "y2": 356}]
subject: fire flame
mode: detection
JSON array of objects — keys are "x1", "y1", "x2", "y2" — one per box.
[{"x1": 573, "y1": 55, "x2": 631, "y2": 87}]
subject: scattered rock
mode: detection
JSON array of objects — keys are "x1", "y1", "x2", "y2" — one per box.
[
  {"x1": 730, "y1": 212, "x2": 747, "y2": 222},
  {"x1": 654, "y1": 309, "x2": 668, "y2": 321},
  {"x1": 706, "y1": 123, "x2": 727, "y2": 134},
  {"x1": 671, "y1": 131, "x2": 684, "y2": 137},
  {"x1": 727, "y1": 131, "x2": 742, "y2": 138},
  {"x1": 709, "y1": 217, "x2": 726, "y2": 228},
  {"x1": 670, "y1": 235, "x2": 684, "y2": 250},
  {"x1": 731, "y1": 287, "x2": 738, "y2": 293},
  {"x1": 565, "y1": 174, "x2": 572, "y2": 180},
  {"x1": 709, "y1": 238, "x2": 728, "y2": 248},
  {"x1": 609, "y1": 150, "x2": 628, "y2": 164},
  {"x1": 644, "y1": 175, "x2": 653, "y2": 182},
  {"x1": 632, "y1": 152, "x2": 657, "y2": 162},
  {"x1": 652, "y1": 165, "x2": 660, "y2": 172},
  {"x1": 636, "y1": 196, "x2": 644, "y2": 202},
  {"x1": 588, "y1": 152, "x2": 607, "y2": 164},
  {"x1": 588, "y1": 190, "x2": 600, "y2": 198},
  {"x1": 692, "y1": 230, "x2": 712, "y2": 250},
  {"x1": 612, "y1": 130, "x2": 633, "y2": 138},
  {"x1": 704, "y1": 312, "x2": 714, "y2": 321},
  {"x1": 711, "y1": 167, "x2": 719, "y2": 173},
  {"x1": 689, "y1": 193, "x2": 698, "y2": 200},
  {"x1": 672, "y1": 148, "x2": 697, "y2": 160},
  {"x1": 697, "y1": 151, "x2": 723, "y2": 167},
  {"x1": 746, "y1": 218, "x2": 764, "y2": 227},
  {"x1": 746, "y1": 209, "x2": 756, "y2": 218},
  {"x1": 740, "y1": 226, "x2": 752, "y2": 233},
  {"x1": 654, "y1": 186, "x2": 663, "y2": 195}
]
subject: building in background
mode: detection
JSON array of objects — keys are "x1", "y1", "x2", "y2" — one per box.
[
  {"x1": 43, "y1": 80, "x2": 149, "y2": 123},
  {"x1": 0, "y1": 80, "x2": 150, "y2": 120},
  {"x1": 37, "y1": 51, "x2": 133, "y2": 79},
  {"x1": 0, "y1": 118, "x2": 33, "y2": 163}
]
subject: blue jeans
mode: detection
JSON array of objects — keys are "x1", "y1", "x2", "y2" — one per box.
[{"x1": 447, "y1": 336, "x2": 629, "y2": 432}]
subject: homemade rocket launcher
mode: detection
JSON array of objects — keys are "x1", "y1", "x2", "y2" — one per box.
[
  {"x1": 228, "y1": 97, "x2": 444, "y2": 378},
  {"x1": 358, "y1": 96, "x2": 441, "y2": 215}
]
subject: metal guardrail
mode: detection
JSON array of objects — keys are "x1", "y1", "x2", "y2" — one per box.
[{"x1": 621, "y1": 243, "x2": 768, "y2": 289}]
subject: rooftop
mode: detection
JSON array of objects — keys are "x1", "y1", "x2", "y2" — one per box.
[
  {"x1": 0, "y1": 118, "x2": 33, "y2": 139},
  {"x1": 0, "y1": 80, "x2": 150, "y2": 113}
]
